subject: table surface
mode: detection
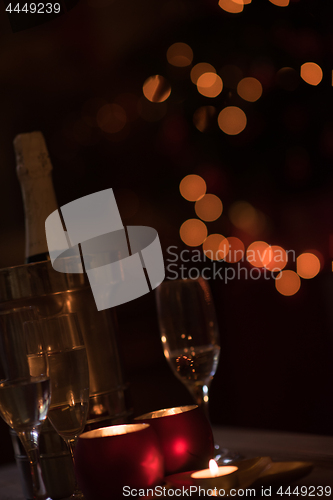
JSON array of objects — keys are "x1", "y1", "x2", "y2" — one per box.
[{"x1": 1, "y1": 426, "x2": 332, "y2": 499}]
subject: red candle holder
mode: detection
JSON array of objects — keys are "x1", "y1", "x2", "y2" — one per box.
[
  {"x1": 135, "y1": 405, "x2": 214, "y2": 475},
  {"x1": 74, "y1": 423, "x2": 164, "y2": 499}
]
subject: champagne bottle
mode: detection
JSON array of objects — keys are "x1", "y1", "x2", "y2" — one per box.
[{"x1": 14, "y1": 132, "x2": 58, "y2": 263}]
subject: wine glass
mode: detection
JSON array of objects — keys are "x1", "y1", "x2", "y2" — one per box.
[
  {"x1": 0, "y1": 306, "x2": 52, "y2": 500},
  {"x1": 26, "y1": 313, "x2": 89, "y2": 500},
  {"x1": 155, "y1": 278, "x2": 220, "y2": 419}
]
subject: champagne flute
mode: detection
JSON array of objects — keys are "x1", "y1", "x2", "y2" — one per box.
[
  {"x1": 155, "y1": 278, "x2": 220, "y2": 419},
  {"x1": 0, "y1": 306, "x2": 52, "y2": 500},
  {"x1": 26, "y1": 313, "x2": 89, "y2": 500}
]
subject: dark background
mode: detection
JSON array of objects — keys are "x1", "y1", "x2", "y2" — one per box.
[{"x1": 0, "y1": 0, "x2": 333, "y2": 464}]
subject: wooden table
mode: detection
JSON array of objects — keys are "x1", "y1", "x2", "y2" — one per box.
[{"x1": 1, "y1": 427, "x2": 332, "y2": 499}]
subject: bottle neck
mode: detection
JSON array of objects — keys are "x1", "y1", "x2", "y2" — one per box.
[{"x1": 14, "y1": 132, "x2": 58, "y2": 263}]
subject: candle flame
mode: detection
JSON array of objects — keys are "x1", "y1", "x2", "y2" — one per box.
[{"x1": 209, "y1": 459, "x2": 219, "y2": 477}]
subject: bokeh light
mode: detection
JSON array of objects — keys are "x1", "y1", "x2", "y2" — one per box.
[
  {"x1": 218, "y1": 0, "x2": 244, "y2": 14},
  {"x1": 229, "y1": 201, "x2": 266, "y2": 235},
  {"x1": 96, "y1": 104, "x2": 127, "y2": 134},
  {"x1": 115, "y1": 93, "x2": 139, "y2": 122},
  {"x1": 195, "y1": 194, "x2": 223, "y2": 221},
  {"x1": 203, "y1": 234, "x2": 229, "y2": 260},
  {"x1": 180, "y1": 175, "x2": 206, "y2": 201},
  {"x1": 275, "y1": 270, "x2": 301, "y2": 296},
  {"x1": 197, "y1": 73, "x2": 223, "y2": 98},
  {"x1": 167, "y1": 43, "x2": 193, "y2": 67},
  {"x1": 143, "y1": 75, "x2": 171, "y2": 102},
  {"x1": 246, "y1": 241, "x2": 271, "y2": 268},
  {"x1": 223, "y1": 237, "x2": 245, "y2": 263},
  {"x1": 297, "y1": 253, "x2": 321, "y2": 279},
  {"x1": 191, "y1": 63, "x2": 216, "y2": 84},
  {"x1": 193, "y1": 106, "x2": 217, "y2": 132},
  {"x1": 269, "y1": 0, "x2": 289, "y2": 5},
  {"x1": 237, "y1": 77, "x2": 263, "y2": 102},
  {"x1": 300, "y1": 63, "x2": 323, "y2": 86},
  {"x1": 262, "y1": 246, "x2": 288, "y2": 271},
  {"x1": 218, "y1": 106, "x2": 247, "y2": 135},
  {"x1": 82, "y1": 98, "x2": 107, "y2": 127},
  {"x1": 180, "y1": 219, "x2": 208, "y2": 247}
]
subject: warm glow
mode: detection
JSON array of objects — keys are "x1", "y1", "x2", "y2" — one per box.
[
  {"x1": 300, "y1": 63, "x2": 323, "y2": 86},
  {"x1": 223, "y1": 237, "x2": 245, "y2": 263},
  {"x1": 218, "y1": 106, "x2": 247, "y2": 135},
  {"x1": 191, "y1": 463, "x2": 238, "y2": 479},
  {"x1": 195, "y1": 194, "x2": 223, "y2": 221},
  {"x1": 167, "y1": 43, "x2": 193, "y2": 67},
  {"x1": 180, "y1": 174, "x2": 207, "y2": 201},
  {"x1": 203, "y1": 234, "x2": 229, "y2": 261},
  {"x1": 263, "y1": 246, "x2": 288, "y2": 272},
  {"x1": 180, "y1": 219, "x2": 208, "y2": 247},
  {"x1": 80, "y1": 423, "x2": 148, "y2": 439},
  {"x1": 96, "y1": 104, "x2": 127, "y2": 134},
  {"x1": 297, "y1": 253, "x2": 320, "y2": 279},
  {"x1": 193, "y1": 106, "x2": 216, "y2": 132},
  {"x1": 275, "y1": 270, "x2": 301, "y2": 296},
  {"x1": 197, "y1": 73, "x2": 223, "y2": 98},
  {"x1": 218, "y1": 0, "x2": 244, "y2": 14},
  {"x1": 246, "y1": 241, "x2": 272, "y2": 268},
  {"x1": 136, "y1": 406, "x2": 197, "y2": 420},
  {"x1": 229, "y1": 201, "x2": 266, "y2": 235},
  {"x1": 237, "y1": 77, "x2": 263, "y2": 102},
  {"x1": 191, "y1": 63, "x2": 216, "y2": 84},
  {"x1": 269, "y1": 0, "x2": 289, "y2": 5},
  {"x1": 143, "y1": 75, "x2": 171, "y2": 102}
]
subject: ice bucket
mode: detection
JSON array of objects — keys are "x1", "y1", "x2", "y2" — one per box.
[{"x1": 0, "y1": 259, "x2": 131, "y2": 499}]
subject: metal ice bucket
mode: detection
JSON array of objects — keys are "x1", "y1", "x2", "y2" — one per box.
[{"x1": 0, "y1": 259, "x2": 131, "y2": 499}]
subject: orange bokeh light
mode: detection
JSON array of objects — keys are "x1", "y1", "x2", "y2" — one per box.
[
  {"x1": 269, "y1": 0, "x2": 289, "y2": 6},
  {"x1": 167, "y1": 43, "x2": 193, "y2": 67},
  {"x1": 275, "y1": 270, "x2": 301, "y2": 296},
  {"x1": 223, "y1": 237, "x2": 245, "y2": 263},
  {"x1": 96, "y1": 104, "x2": 127, "y2": 134},
  {"x1": 218, "y1": 106, "x2": 247, "y2": 135},
  {"x1": 237, "y1": 77, "x2": 263, "y2": 102},
  {"x1": 180, "y1": 175, "x2": 207, "y2": 201},
  {"x1": 195, "y1": 194, "x2": 223, "y2": 221},
  {"x1": 229, "y1": 201, "x2": 266, "y2": 235},
  {"x1": 300, "y1": 63, "x2": 323, "y2": 86},
  {"x1": 143, "y1": 75, "x2": 171, "y2": 102},
  {"x1": 191, "y1": 63, "x2": 216, "y2": 84},
  {"x1": 296, "y1": 253, "x2": 321, "y2": 279},
  {"x1": 262, "y1": 245, "x2": 288, "y2": 272},
  {"x1": 180, "y1": 219, "x2": 208, "y2": 247},
  {"x1": 197, "y1": 73, "x2": 223, "y2": 98},
  {"x1": 203, "y1": 234, "x2": 229, "y2": 261},
  {"x1": 246, "y1": 241, "x2": 272, "y2": 268},
  {"x1": 218, "y1": 0, "x2": 244, "y2": 13}
]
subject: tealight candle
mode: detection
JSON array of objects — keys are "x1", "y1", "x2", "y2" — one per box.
[
  {"x1": 74, "y1": 423, "x2": 164, "y2": 500},
  {"x1": 166, "y1": 460, "x2": 239, "y2": 492}
]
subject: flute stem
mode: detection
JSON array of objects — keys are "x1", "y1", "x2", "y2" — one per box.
[{"x1": 17, "y1": 429, "x2": 51, "y2": 500}]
